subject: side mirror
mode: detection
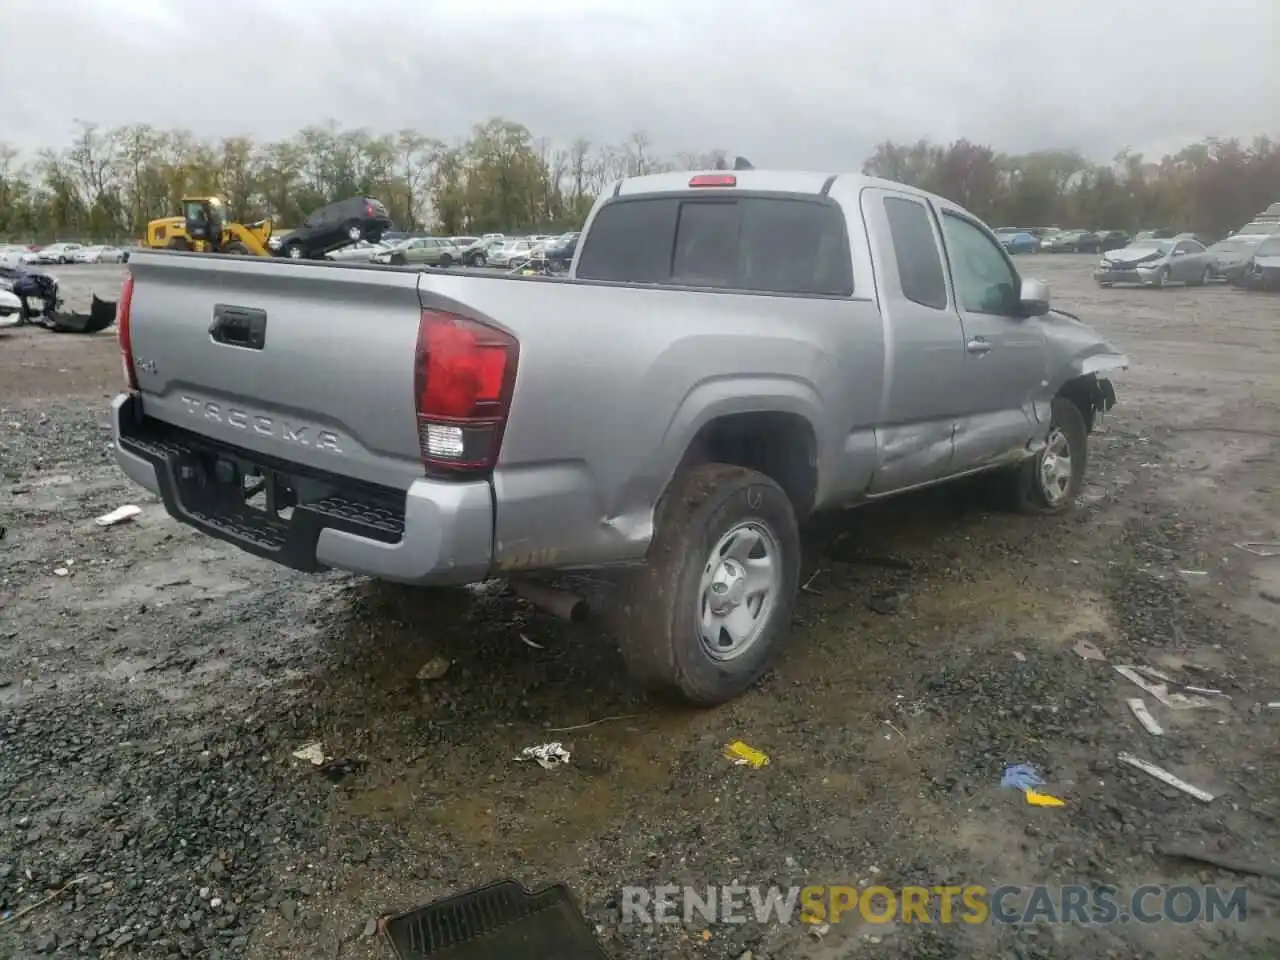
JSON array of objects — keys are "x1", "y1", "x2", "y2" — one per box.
[{"x1": 1018, "y1": 278, "x2": 1050, "y2": 317}]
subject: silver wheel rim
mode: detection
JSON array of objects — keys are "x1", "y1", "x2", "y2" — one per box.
[
  {"x1": 288, "y1": 246, "x2": 302, "y2": 259},
  {"x1": 348, "y1": 226, "x2": 361, "y2": 241},
  {"x1": 1039, "y1": 427, "x2": 1073, "y2": 504},
  {"x1": 698, "y1": 520, "x2": 781, "y2": 662}
]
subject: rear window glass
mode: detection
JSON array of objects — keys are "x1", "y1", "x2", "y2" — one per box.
[
  {"x1": 1256, "y1": 238, "x2": 1280, "y2": 256},
  {"x1": 576, "y1": 195, "x2": 853, "y2": 296}
]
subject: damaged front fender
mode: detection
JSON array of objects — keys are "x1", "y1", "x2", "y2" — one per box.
[
  {"x1": 1041, "y1": 308, "x2": 1130, "y2": 385},
  {"x1": 1034, "y1": 309, "x2": 1129, "y2": 429}
]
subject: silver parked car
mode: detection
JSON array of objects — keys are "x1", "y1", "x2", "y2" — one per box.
[
  {"x1": 1206, "y1": 236, "x2": 1261, "y2": 283},
  {"x1": 24, "y1": 242, "x2": 83, "y2": 264},
  {"x1": 72, "y1": 245, "x2": 128, "y2": 263},
  {"x1": 487, "y1": 238, "x2": 536, "y2": 267},
  {"x1": 1093, "y1": 235, "x2": 1214, "y2": 288}
]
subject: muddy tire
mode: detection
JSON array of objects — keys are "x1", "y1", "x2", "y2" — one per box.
[
  {"x1": 617, "y1": 464, "x2": 801, "y2": 705},
  {"x1": 1005, "y1": 397, "x2": 1089, "y2": 514}
]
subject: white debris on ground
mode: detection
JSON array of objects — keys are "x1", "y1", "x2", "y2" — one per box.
[
  {"x1": 517, "y1": 742, "x2": 571, "y2": 769},
  {"x1": 291, "y1": 741, "x2": 327, "y2": 766}
]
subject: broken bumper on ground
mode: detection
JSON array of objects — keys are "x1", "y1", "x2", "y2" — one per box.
[{"x1": 110, "y1": 393, "x2": 494, "y2": 585}]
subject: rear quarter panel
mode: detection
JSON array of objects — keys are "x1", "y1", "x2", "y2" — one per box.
[{"x1": 416, "y1": 260, "x2": 885, "y2": 571}]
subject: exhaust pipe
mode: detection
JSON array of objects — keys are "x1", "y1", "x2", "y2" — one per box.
[{"x1": 510, "y1": 579, "x2": 588, "y2": 623}]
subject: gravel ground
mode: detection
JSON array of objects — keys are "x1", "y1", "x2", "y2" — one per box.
[{"x1": 2, "y1": 257, "x2": 1280, "y2": 959}]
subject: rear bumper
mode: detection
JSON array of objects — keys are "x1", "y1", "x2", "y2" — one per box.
[{"x1": 110, "y1": 393, "x2": 494, "y2": 585}]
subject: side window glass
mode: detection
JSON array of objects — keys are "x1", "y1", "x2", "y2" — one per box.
[
  {"x1": 883, "y1": 197, "x2": 947, "y2": 309},
  {"x1": 941, "y1": 215, "x2": 1019, "y2": 315}
]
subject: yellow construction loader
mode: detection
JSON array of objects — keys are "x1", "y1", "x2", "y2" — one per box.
[{"x1": 143, "y1": 197, "x2": 274, "y2": 256}]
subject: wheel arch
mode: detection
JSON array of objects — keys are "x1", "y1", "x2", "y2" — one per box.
[{"x1": 656, "y1": 381, "x2": 823, "y2": 526}]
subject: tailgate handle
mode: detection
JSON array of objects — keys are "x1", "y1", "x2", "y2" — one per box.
[{"x1": 210, "y1": 304, "x2": 267, "y2": 350}]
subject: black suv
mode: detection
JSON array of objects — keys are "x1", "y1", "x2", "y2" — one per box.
[
  {"x1": 1095, "y1": 230, "x2": 1131, "y2": 252},
  {"x1": 276, "y1": 197, "x2": 394, "y2": 260}
]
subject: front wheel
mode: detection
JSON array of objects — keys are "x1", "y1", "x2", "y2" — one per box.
[
  {"x1": 284, "y1": 242, "x2": 304, "y2": 259},
  {"x1": 1151, "y1": 266, "x2": 1170, "y2": 289},
  {"x1": 616, "y1": 464, "x2": 801, "y2": 705},
  {"x1": 1002, "y1": 397, "x2": 1088, "y2": 514},
  {"x1": 473, "y1": 253, "x2": 486, "y2": 267},
  {"x1": 439, "y1": 254, "x2": 453, "y2": 268},
  {"x1": 222, "y1": 241, "x2": 251, "y2": 255}
]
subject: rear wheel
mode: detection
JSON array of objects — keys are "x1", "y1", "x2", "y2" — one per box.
[
  {"x1": 166, "y1": 237, "x2": 192, "y2": 251},
  {"x1": 283, "y1": 242, "x2": 304, "y2": 260},
  {"x1": 473, "y1": 252, "x2": 486, "y2": 267},
  {"x1": 343, "y1": 220, "x2": 362, "y2": 242},
  {"x1": 616, "y1": 464, "x2": 801, "y2": 705},
  {"x1": 439, "y1": 254, "x2": 453, "y2": 268},
  {"x1": 1191, "y1": 265, "x2": 1212, "y2": 286}
]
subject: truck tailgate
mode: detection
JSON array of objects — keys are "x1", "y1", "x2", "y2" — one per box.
[{"x1": 127, "y1": 253, "x2": 426, "y2": 490}]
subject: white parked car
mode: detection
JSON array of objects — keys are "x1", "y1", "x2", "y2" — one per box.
[
  {"x1": 0, "y1": 244, "x2": 30, "y2": 268},
  {"x1": 25, "y1": 242, "x2": 83, "y2": 264},
  {"x1": 0, "y1": 286, "x2": 22, "y2": 327},
  {"x1": 325, "y1": 240, "x2": 387, "y2": 263},
  {"x1": 487, "y1": 238, "x2": 535, "y2": 267},
  {"x1": 73, "y1": 245, "x2": 128, "y2": 263}
]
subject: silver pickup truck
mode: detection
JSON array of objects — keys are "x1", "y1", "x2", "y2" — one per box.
[{"x1": 111, "y1": 169, "x2": 1127, "y2": 705}]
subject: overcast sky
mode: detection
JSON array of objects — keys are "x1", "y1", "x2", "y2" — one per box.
[{"x1": 1, "y1": 0, "x2": 1276, "y2": 168}]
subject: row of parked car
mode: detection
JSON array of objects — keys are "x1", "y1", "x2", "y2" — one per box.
[
  {"x1": 989, "y1": 211, "x2": 1280, "y2": 291},
  {"x1": 0, "y1": 242, "x2": 131, "y2": 266},
  {"x1": 1089, "y1": 208, "x2": 1280, "y2": 290},
  {"x1": 320, "y1": 231, "x2": 583, "y2": 271},
  {"x1": 992, "y1": 227, "x2": 1182, "y2": 255}
]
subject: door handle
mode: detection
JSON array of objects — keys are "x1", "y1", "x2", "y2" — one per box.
[
  {"x1": 210, "y1": 304, "x2": 268, "y2": 350},
  {"x1": 966, "y1": 337, "x2": 992, "y2": 355}
]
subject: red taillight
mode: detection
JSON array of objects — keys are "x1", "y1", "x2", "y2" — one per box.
[
  {"x1": 364, "y1": 201, "x2": 375, "y2": 216},
  {"x1": 413, "y1": 310, "x2": 518, "y2": 474},
  {"x1": 689, "y1": 174, "x2": 737, "y2": 188},
  {"x1": 117, "y1": 273, "x2": 137, "y2": 391}
]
